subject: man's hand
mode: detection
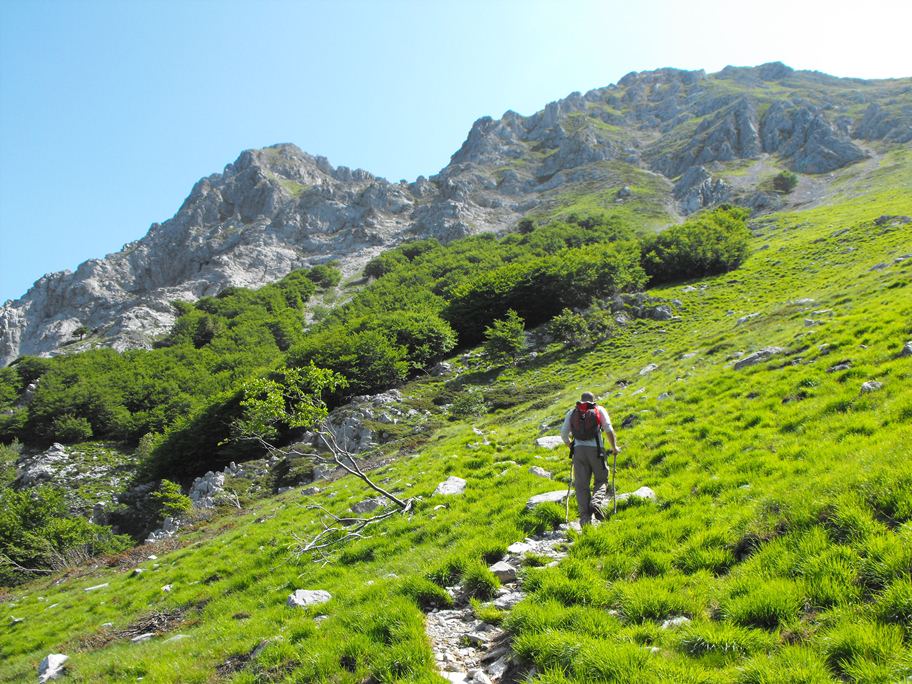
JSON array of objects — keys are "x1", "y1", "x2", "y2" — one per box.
[{"x1": 611, "y1": 445, "x2": 621, "y2": 455}]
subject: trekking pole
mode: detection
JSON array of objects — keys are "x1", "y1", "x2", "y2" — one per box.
[
  {"x1": 612, "y1": 449, "x2": 618, "y2": 516},
  {"x1": 565, "y1": 443, "x2": 574, "y2": 524}
]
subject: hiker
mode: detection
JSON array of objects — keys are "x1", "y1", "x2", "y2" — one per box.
[{"x1": 560, "y1": 391, "x2": 620, "y2": 526}]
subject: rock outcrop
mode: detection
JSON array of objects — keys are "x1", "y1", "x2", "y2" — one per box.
[{"x1": 3, "y1": 64, "x2": 904, "y2": 365}]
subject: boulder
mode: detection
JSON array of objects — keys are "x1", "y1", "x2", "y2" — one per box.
[
  {"x1": 860, "y1": 381, "x2": 883, "y2": 394},
  {"x1": 488, "y1": 561, "x2": 517, "y2": 583},
  {"x1": 529, "y1": 466, "x2": 552, "y2": 479},
  {"x1": 733, "y1": 347, "x2": 785, "y2": 370},
  {"x1": 287, "y1": 589, "x2": 332, "y2": 608},
  {"x1": 639, "y1": 363, "x2": 659, "y2": 375},
  {"x1": 434, "y1": 476, "x2": 467, "y2": 496},
  {"x1": 525, "y1": 490, "x2": 569, "y2": 510},
  {"x1": 535, "y1": 435, "x2": 564, "y2": 450},
  {"x1": 38, "y1": 654, "x2": 69, "y2": 683},
  {"x1": 899, "y1": 341, "x2": 912, "y2": 358}
]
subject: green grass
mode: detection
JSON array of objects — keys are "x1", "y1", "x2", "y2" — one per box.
[{"x1": 2, "y1": 160, "x2": 912, "y2": 681}]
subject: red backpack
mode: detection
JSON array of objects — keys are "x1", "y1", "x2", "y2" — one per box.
[{"x1": 569, "y1": 403, "x2": 601, "y2": 441}]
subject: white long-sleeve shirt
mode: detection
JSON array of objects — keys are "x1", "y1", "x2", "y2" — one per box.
[{"x1": 560, "y1": 405, "x2": 613, "y2": 447}]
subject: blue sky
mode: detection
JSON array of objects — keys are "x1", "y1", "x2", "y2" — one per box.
[{"x1": 1, "y1": 0, "x2": 910, "y2": 303}]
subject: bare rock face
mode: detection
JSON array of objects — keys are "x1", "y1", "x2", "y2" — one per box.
[{"x1": 3, "y1": 64, "x2": 904, "y2": 364}]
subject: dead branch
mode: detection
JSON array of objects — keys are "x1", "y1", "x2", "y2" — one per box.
[{"x1": 0, "y1": 553, "x2": 53, "y2": 575}]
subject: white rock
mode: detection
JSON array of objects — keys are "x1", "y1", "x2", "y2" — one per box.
[
  {"x1": 861, "y1": 381, "x2": 883, "y2": 393},
  {"x1": 38, "y1": 654, "x2": 68, "y2": 683},
  {"x1": 535, "y1": 435, "x2": 565, "y2": 450},
  {"x1": 287, "y1": 589, "x2": 332, "y2": 608},
  {"x1": 131, "y1": 633, "x2": 155, "y2": 643},
  {"x1": 493, "y1": 591, "x2": 524, "y2": 610},
  {"x1": 506, "y1": 542, "x2": 532, "y2": 555},
  {"x1": 529, "y1": 466, "x2": 551, "y2": 479},
  {"x1": 525, "y1": 490, "x2": 569, "y2": 509},
  {"x1": 488, "y1": 561, "x2": 517, "y2": 583},
  {"x1": 434, "y1": 476, "x2": 467, "y2": 496},
  {"x1": 161, "y1": 585, "x2": 172, "y2": 592},
  {"x1": 901, "y1": 341, "x2": 912, "y2": 358},
  {"x1": 639, "y1": 363, "x2": 659, "y2": 375},
  {"x1": 661, "y1": 616, "x2": 691, "y2": 629},
  {"x1": 616, "y1": 486, "x2": 657, "y2": 503},
  {"x1": 733, "y1": 347, "x2": 785, "y2": 370},
  {"x1": 350, "y1": 497, "x2": 385, "y2": 514},
  {"x1": 84, "y1": 583, "x2": 109, "y2": 592}
]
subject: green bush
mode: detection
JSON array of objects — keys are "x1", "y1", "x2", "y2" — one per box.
[
  {"x1": 773, "y1": 170, "x2": 799, "y2": 193},
  {"x1": 0, "y1": 486, "x2": 130, "y2": 586},
  {"x1": 483, "y1": 309, "x2": 526, "y2": 363},
  {"x1": 399, "y1": 576, "x2": 453, "y2": 610},
  {"x1": 450, "y1": 388, "x2": 486, "y2": 418},
  {"x1": 50, "y1": 414, "x2": 93, "y2": 443},
  {"x1": 306, "y1": 263, "x2": 342, "y2": 288},
  {"x1": 150, "y1": 479, "x2": 193, "y2": 521},
  {"x1": 874, "y1": 578, "x2": 912, "y2": 633},
  {"x1": 641, "y1": 206, "x2": 751, "y2": 284},
  {"x1": 548, "y1": 308, "x2": 590, "y2": 345}
]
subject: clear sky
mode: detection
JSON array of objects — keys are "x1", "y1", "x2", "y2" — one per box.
[{"x1": 1, "y1": 0, "x2": 910, "y2": 303}]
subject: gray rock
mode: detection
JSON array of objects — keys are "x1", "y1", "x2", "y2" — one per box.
[
  {"x1": 616, "y1": 486, "x2": 657, "y2": 503},
  {"x1": 860, "y1": 381, "x2": 883, "y2": 394},
  {"x1": 639, "y1": 363, "x2": 659, "y2": 375},
  {"x1": 434, "y1": 477, "x2": 467, "y2": 496},
  {"x1": 38, "y1": 654, "x2": 68, "y2": 683},
  {"x1": 84, "y1": 583, "x2": 109, "y2": 592},
  {"x1": 131, "y1": 633, "x2": 155, "y2": 643},
  {"x1": 507, "y1": 542, "x2": 532, "y2": 555},
  {"x1": 351, "y1": 497, "x2": 385, "y2": 514},
  {"x1": 899, "y1": 341, "x2": 912, "y2": 358},
  {"x1": 189, "y1": 471, "x2": 225, "y2": 509},
  {"x1": 430, "y1": 362, "x2": 453, "y2": 376},
  {"x1": 525, "y1": 490, "x2": 569, "y2": 510},
  {"x1": 529, "y1": 466, "x2": 552, "y2": 479},
  {"x1": 535, "y1": 435, "x2": 565, "y2": 450},
  {"x1": 488, "y1": 561, "x2": 517, "y2": 583},
  {"x1": 287, "y1": 589, "x2": 332, "y2": 608},
  {"x1": 733, "y1": 347, "x2": 785, "y2": 370},
  {"x1": 493, "y1": 591, "x2": 524, "y2": 610}
]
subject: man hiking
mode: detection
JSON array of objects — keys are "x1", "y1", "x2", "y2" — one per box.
[{"x1": 560, "y1": 391, "x2": 620, "y2": 526}]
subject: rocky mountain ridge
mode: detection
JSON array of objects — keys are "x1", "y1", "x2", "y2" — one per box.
[{"x1": 2, "y1": 62, "x2": 910, "y2": 365}]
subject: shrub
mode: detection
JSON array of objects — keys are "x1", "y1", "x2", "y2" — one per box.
[
  {"x1": 483, "y1": 309, "x2": 526, "y2": 363},
  {"x1": 50, "y1": 414, "x2": 93, "y2": 443},
  {"x1": 449, "y1": 388, "x2": 486, "y2": 418},
  {"x1": 306, "y1": 263, "x2": 341, "y2": 288},
  {"x1": 773, "y1": 170, "x2": 799, "y2": 193},
  {"x1": 641, "y1": 206, "x2": 751, "y2": 284},
  {"x1": 150, "y1": 479, "x2": 193, "y2": 521},
  {"x1": 548, "y1": 308, "x2": 590, "y2": 346}
]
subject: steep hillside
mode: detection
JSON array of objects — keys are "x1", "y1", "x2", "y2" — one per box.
[
  {"x1": 1, "y1": 151, "x2": 910, "y2": 681},
  {"x1": 2, "y1": 63, "x2": 909, "y2": 364}
]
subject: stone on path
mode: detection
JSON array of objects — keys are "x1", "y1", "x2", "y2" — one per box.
[
  {"x1": 525, "y1": 490, "x2": 569, "y2": 510},
  {"x1": 535, "y1": 435, "x2": 564, "y2": 450},
  {"x1": 38, "y1": 654, "x2": 68, "y2": 683},
  {"x1": 434, "y1": 476, "x2": 467, "y2": 496},
  {"x1": 287, "y1": 589, "x2": 332, "y2": 608},
  {"x1": 488, "y1": 562, "x2": 517, "y2": 583}
]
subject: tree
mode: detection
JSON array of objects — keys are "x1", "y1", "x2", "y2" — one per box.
[
  {"x1": 548, "y1": 308, "x2": 590, "y2": 345},
  {"x1": 773, "y1": 170, "x2": 798, "y2": 193},
  {"x1": 71, "y1": 325, "x2": 90, "y2": 341},
  {"x1": 484, "y1": 309, "x2": 526, "y2": 363},
  {"x1": 150, "y1": 479, "x2": 193, "y2": 521}
]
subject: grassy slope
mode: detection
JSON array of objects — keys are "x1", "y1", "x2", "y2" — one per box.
[{"x1": 1, "y1": 158, "x2": 910, "y2": 682}]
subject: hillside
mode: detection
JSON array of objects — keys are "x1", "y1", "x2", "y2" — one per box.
[
  {"x1": 1, "y1": 144, "x2": 910, "y2": 682},
  {"x1": 2, "y1": 62, "x2": 910, "y2": 365}
]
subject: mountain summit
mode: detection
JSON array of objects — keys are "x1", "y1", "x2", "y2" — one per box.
[{"x1": 2, "y1": 62, "x2": 909, "y2": 365}]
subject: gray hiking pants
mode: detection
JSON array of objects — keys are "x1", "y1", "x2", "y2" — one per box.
[{"x1": 573, "y1": 445, "x2": 608, "y2": 525}]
